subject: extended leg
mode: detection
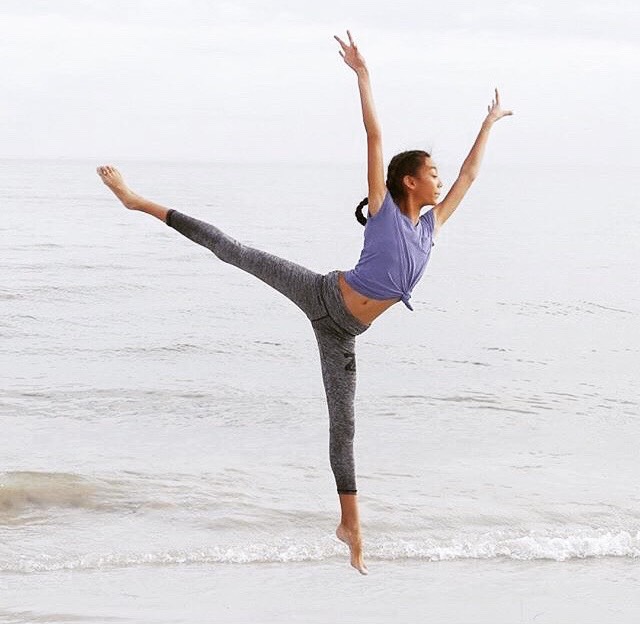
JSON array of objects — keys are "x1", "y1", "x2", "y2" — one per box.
[
  {"x1": 165, "y1": 210, "x2": 322, "y2": 318},
  {"x1": 97, "y1": 165, "x2": 323, "y2": 318},
  {"x1": 97, "y1": 165, "x2": 170, "y2": 222}
]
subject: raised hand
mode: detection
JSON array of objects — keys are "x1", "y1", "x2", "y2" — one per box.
[
  {"x1": 484, "y1": 88, "x2": 513, "y2": 125},
  {"x1": 334, "y1": 30, "x2": 367, "y2": 74}
]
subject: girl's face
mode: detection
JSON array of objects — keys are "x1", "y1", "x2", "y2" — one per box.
[{"x1": 406, "y1": 158, "x2": 443, "y2": 206}]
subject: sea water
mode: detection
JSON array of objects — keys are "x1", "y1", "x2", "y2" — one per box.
[{"x1": 2, "y1": 158, "x2": 639, "y2": 622}]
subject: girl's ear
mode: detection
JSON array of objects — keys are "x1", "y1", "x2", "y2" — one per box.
[{"x1": 403, "y1": 174, "x2": 416, "y2": 191}]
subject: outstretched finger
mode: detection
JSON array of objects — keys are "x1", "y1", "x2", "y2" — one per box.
[
  {"x1": 495, "y1": 88, "x2": 500, "y2": 105},
  {"x1": 347, "y1": 30, "x2": 356, "y2": 46},
  {"x1": 334, "y1": 35, "x2": 348, "y2": 50}
]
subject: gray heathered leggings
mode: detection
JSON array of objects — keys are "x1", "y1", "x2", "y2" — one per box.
[{"x1": 166, "y1": 209, "x2": 370, "y2": 494}]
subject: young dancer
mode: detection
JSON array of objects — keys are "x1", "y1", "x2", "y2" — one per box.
[{"x1": 96, "y1": 31, "x2": 512, "y2": 575}]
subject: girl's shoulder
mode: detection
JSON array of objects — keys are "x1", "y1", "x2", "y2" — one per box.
[{"x1": 368, "y1": 190, "x2": 396, "y2": 220}]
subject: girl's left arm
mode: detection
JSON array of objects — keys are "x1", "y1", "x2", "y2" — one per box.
[{"x1": 434, "y1": 88, "x2": 513, "y2": 228}]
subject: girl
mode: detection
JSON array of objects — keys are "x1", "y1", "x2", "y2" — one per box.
[{"x1": 97, "y1": 31, "x2": 512, "y2": 575}]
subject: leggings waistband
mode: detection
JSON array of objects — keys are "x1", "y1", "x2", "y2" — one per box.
[{"x1": 320, "y1": 271, "x2": 370, "y2": 337}]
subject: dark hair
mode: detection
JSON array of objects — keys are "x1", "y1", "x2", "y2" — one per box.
[
  {"x1": 354, "y1": 197, "x2": 368, "y2": 226},
  {"x1": 355, "y1": 150, "x2": 431, "y2": 226}
]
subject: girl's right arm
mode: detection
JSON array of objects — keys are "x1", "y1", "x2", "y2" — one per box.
[{"x1": 334, "y1": 31, "x2": 386, "y2": 216}]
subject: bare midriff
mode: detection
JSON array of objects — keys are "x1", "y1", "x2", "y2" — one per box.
[{"x1": 338, "y1": 272, "x2": 400, "y2": 326}]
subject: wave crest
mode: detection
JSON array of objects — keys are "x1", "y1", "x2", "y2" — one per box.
[
  {"x1": 4, "y1": 530, "x2": 640, "y2": 573},
  {"x1": 0, "y1": 472, "x2": 98, "y2": 514}
]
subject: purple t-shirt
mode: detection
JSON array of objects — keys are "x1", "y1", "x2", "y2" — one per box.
[{"x1": 343, "y1": 191, "x2": 436, "y2": 311}]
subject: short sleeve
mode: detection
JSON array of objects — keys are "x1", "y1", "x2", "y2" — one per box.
[
  {"x1": 420, "y1": 209, "x2": 435, "y2": 236},
  {"x1": 368, "y1": 191, "x2": 392, "y2": 220}
]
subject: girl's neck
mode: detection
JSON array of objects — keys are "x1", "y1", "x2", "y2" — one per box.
[{"x1": 398, "y1": 196, "x2": 423, "y2": 225}]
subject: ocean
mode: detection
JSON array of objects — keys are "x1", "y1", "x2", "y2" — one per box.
[{"x1": 2, "y1": 158, "x2": 639, "y2": 623}]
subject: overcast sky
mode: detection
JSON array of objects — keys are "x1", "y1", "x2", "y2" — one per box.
[{"x1": 1, "y1": 0, "x2": 638, "y2": 165}]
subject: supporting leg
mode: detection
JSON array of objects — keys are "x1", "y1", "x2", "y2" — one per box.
[
  {"x1": 313, "y1": 316, "x2": 367, "y2": 574},
  {"x1": 336, "y1": 493, "x2": 367, "y2": 575}
]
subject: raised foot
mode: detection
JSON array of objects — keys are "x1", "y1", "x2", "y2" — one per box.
[
  {"x1": 336, "y1": 524, "x2": 368, "y2": 575},
  {"x1": 96, "y1": 165, "x2": 139, "y2": 210}
]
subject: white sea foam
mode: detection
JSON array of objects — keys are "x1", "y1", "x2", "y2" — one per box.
[{"x1": 4, "y1": 529, "x2": 640, "y2": 573}]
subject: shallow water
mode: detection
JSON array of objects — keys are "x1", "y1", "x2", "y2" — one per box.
[{"x1": 2, "y1": 158, "x2": 639, "y2": 621}]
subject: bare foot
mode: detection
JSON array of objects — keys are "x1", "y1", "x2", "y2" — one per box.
[
  {"x1": 96, "y1": 165, "x2": 141, "y2": 210},
  {"x1": 336, "y1": 524, "x2": 368, "y2": 575}
]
